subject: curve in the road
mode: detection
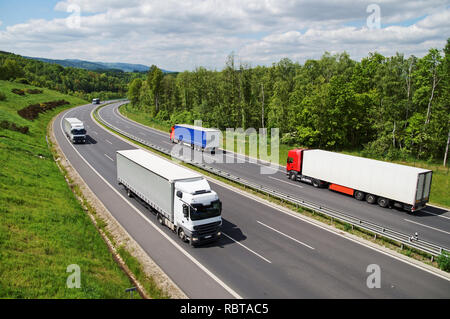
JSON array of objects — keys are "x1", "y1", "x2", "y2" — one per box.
[{"x1": 54, "y1": 102, "x2": 450, "y2": 298}]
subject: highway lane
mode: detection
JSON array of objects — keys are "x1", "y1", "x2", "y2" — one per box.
[
  {"x1": 99, "y1": 103, "x2": 450, "y2": 249},
  {"x1": 55, "y1": 101, "x2": 450, "y2": 298}
]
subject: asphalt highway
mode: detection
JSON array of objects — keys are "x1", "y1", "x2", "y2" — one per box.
[
  {"x1": 98, "y1": 103, "x2": 450, "y2": 249},
  {"x1": 54, "y1": 101, "x2": 450, "y2": 298}
]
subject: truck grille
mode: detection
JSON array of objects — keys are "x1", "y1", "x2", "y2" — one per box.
[{"x1": 193, "y1": 221, "x2": 221, "y2": 236}]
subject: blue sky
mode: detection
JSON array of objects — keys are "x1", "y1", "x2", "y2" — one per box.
[
  {"x1": 0, "y1": 1, "x2": 448, "y2": 71},
  {"x1": 0, "y1": 0, "x2": 64, "y2": 28}
]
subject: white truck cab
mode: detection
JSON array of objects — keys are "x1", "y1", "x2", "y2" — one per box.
[
  {"x1": 63, "y1": 118, "x2": 86, "y2": 144},
  {"x1": 116, "y1": 149, "x2": 222, "y2": 245},
  {"x1": 174, "y1": 178, "x2": 222, "y2": 244}
]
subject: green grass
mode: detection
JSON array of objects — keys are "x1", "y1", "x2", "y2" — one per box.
[
  {"x1": 0, "y1": 80, "x2": 136, "y2": 298},
  {"x1": 120, "y1": 103, "x2": 450, "y2": 208}
]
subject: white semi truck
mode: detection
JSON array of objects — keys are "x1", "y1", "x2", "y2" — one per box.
[
  {"x1": 287, "y1": 149, "x2": 433, "y2": 212},
  {"x1": 63, "y1": 118, "x2": 86, "y2": 144},
  {"x1": 116, "y1": 149, "x2": 222, "y2": 245}
]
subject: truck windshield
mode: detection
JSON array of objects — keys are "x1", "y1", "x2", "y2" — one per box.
[
  {"x1": 72, "y1": 129, "x2": 86, "y2": 135},
  {"x1": 190, "y1": 200, "x2": 222, "y2": 221}
]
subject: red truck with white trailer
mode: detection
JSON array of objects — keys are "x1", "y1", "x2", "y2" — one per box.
[{"x1": 286, "y1": 149, "x2": 433, "y2": 212}]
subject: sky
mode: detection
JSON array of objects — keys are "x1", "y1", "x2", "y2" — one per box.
[{"x1": 0, "y1": 0, "x2": 449, "y2": 71}]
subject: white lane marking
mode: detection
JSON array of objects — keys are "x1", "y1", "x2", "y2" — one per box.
[
  {"x1": 404, "y1": 219, "x2": 450, "y2": 235},
  {"x1": 257, "y1": 221, "x2": 315, "y2": 250},
  {"x1": 94, "y1": 104, "x2": 450, "y2": 282},
  {"x1": 92, "y1": 131, "x2": 98, "y2": 135},
  {"x1": 105, "y1": 139, "x2": 113, "y2": 145},
  {"x1": 222, "y1": 233, "x2": 272, "y2": 264},
  {"x1": 268, "y1": 176, "x2": 303, "y2": 188},
  {"x1": 421, "y1": 210, "x2": 450, "y2": 221},
  {"x1": 60, "y1": 105, "x2": 242, "y2": 299},
  {"x1": 104, "y1": 154, "x2": 114, "y2": 162}
]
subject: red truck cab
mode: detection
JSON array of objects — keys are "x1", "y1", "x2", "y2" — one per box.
[
  {"x1": 286, "y1": 149, "x2": 304, "y2": 174},
  {"x1": 169, "y1": 126, "x2": 175, "y2": 142}
]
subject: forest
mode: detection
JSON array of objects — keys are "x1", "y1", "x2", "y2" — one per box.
[
  {"x1": 127, "y1": 39, "x2": 450, "y2": 164},
  {"x1": 0, "y1": 51, "x2": 144, "y2": 101}
]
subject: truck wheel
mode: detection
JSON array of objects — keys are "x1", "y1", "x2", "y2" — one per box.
[
  {"x1": 126, "y1": 188, "x2": 133, "y2": 198},
  {"x1": 354, "y1": 191, "x2": 365, "y2": 201},
  {"x1": 157, "y1": 214, "x2": 164, "y2": 225},
  {"x1": 365, "y1": 194, "x2": 376, "y2": 204},
  {"x1": 377, "y1": 197, "x2": 390, "y2": 208},
  {"x1": 312, "y1": 179, "x2": 320, "y2": 188},
  {"x1": 290, "y1": 172, "x2": 297, "y2": 181},
  {"x1": 178, "y1": 228, "x2": 186, "y2": 242}
]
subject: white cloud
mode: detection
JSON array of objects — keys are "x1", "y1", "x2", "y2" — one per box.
[{"x1": 0, "y1": 0, "x2": 448, "y2": 70}]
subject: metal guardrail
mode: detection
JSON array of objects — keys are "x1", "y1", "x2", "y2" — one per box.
[{"x1": 96, "y1": 106, "x2": 449, "y2": 259}]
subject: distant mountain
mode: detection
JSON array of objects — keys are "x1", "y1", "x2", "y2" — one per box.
[{"x1": 24, "y1": 56, "x2": 174, "y2": 73}]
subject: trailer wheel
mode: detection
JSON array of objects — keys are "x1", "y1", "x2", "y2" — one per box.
[
  {"x1": 126, "y1": 188, "x2": 133, "y2": 198},
  {"x1": 312, "y1": 179, "x2": 320, "y2": 188},
  {"x1": 365, "y1": 194, "x2": 376, "y2": 204},
  {"x1": 377, "y1": 197, "x2": 389, "y2": 208},
  {"x1": 178, "y1": 228, "x2": 186, "y2": 242},
  {"x1": 157, "y1": 214, "x2": 164, "y2": 225},
  {"x1": 354, "y1": 191, "x2": 365, "y2": 201},
  {"x1": 289, "y1": 172, "x2": 297, "y2": 181}
]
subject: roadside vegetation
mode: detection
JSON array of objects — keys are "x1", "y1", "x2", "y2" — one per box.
[
  {"x1": 0, "y1": 80, "x2": 138, "y2": 298},
  {"x1": 120, "y1": 102, "x2": 449, "y2": 208}
]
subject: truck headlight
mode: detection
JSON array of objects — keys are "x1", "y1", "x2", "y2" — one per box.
[
  {"x1": 217, "y1": 232, "x2": 221, "y2": 236},
  {"x1": 192, "y1": 237, "x2": 198, "y2": 241}
]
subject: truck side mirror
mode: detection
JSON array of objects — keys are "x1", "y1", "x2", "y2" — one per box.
[
  {"x1": 176, "y1": 191, "x2": 183, "y2": 198},
  {"x1": 182, "y1": 205, "x2": 189, "y2": 218}
]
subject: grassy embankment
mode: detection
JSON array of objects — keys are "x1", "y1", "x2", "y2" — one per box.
[
  {"x1": 0, "y1": 80, "x2": 144, "y2": 298},
  {"x1": 120, "y1": 103, "x2": 449, "y2": 208}
]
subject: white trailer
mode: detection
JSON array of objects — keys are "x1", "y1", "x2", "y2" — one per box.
[
  {"x1": 287, "y1": 149, "x2": 432, "y2": 212},
  {"x1": 63, "y1": 118, "x2": 86, "y2": 144},
  {"x1": 116, "y1": 149, "x2": 222, "y2": 245}
]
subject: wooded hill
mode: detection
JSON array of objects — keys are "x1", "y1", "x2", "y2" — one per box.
[
  {"x1": 0, "y1": 51, "x2": 145, "y2": 101},
  {"x1": 128, "y1": 40, "x2": 450, "y2": 164}
]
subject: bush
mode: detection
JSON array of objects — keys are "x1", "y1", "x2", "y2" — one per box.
[
  {"x1": 0, "y1": 92, "x2": 6, "y2": 101},
  {"x1": 0, "y1": 120, "x2": 29, "y2": 134},
  {"x1": 14, "y1": 78, "x2": 30, "y2": 85},
  {"x1": 281, "y1": 132, "x2": 298, "y2": 145},
  {"x1": 437, "y1": 251, "x2": 450, "y2": 272},
  {"x1": 11, "y1": 88, "x2": 25, "y2": 96},
  {"x1": 25, "y1": 88, "x2": 43, "y2": 94}
]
